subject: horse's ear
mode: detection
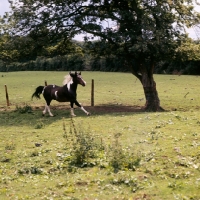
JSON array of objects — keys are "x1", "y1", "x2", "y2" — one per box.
[
  {"x1": 69, "y1": 71, "x2": 74, "y2": 77},
  {"x1": 75, "y1": 71, "x2": 77, "y2": 75},
  {"x1": 79, "y1": 71, "x2": 81, "y2": 75}
]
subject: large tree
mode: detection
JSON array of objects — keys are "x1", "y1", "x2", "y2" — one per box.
[{"x1": 2, "y1": 0, "x2": 200, "y2": 111}]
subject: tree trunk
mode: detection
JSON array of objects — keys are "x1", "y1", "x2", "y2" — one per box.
[
  {"x1": 129, "y1": 59, "x2": 164, "y2": 112},
  {"x1": 141, "y1": 72, "x2": 162, "y2": 111}
]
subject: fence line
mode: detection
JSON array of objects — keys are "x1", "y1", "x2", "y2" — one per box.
[{"x1": 3, "y1": 79, "x2": 136, "y2": 107}]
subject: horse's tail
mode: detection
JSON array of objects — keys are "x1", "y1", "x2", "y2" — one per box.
[{"x1": 32, "y1": 86, "x2": 44, "y2": 99}]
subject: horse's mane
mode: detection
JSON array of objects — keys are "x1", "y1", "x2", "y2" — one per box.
[{"x1": 63, "y1": 75, "x2": 72, "y2": 85}]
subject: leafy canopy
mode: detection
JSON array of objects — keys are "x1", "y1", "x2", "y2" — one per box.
[{"x1": 2, "y1": 0, "x2": 200, "y2": 64}]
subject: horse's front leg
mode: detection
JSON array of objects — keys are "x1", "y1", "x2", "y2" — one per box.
[
  {"x1": 70, "y1": 102, "x2": 76, "y2": 117},
  {"x1": 74, "y1": 100, "x2": 90, "y2": 116}
]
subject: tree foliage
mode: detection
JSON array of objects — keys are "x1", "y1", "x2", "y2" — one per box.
[
  {"x1": 176, "y1": 39, "x2": 200, "y2": 61},
  {"x1": 3, "y1": 0, "x2": 200, "y2": 66}
]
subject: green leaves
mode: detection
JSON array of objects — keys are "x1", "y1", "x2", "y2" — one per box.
[
  {"x1": 176, "y1": 39, "x2": 200, "y2": 61},
  {"x1": 1, "y1": 0, "x2": 200, "y2": 70}
]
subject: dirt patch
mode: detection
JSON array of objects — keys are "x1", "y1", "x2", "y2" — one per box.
[
  {"x1": 0, "y1": 105, "x2": 145, "y2": 114},
  {"x1": 33, "y1": 105, "x2": 145, "y2": 113},
  {"x1": 84, "y1": 105, "x2": 145, "y2": 113}
]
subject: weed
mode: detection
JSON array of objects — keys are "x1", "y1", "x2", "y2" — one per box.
[
  {"x1": 108, "y1": 133, "x2": 140, "y2": 172},
  {"x1": 30, "y1": 150, "x2": 40, "y2": 157},
  {"x1": 15, "y1": 104, "x2": 33, "y2": 114},
  {"x1": 5, "y1": 142, "x2": 16, "y2": 150},
  {"x1": 1, "y1": 156, "x2": 11, "y2": 163},
  {"x1": 168, "y1": 181, "x2": 183, "y2": 190},
  {"x1": 65, "y1": 117, "x2": 104, "y2": 168},
  {"x1": 64, "y1": 118, "x2": 140, "y2": 173},
  {"x1": 18, "y1": 166, "x2": 43, "y2": 175},
  {"x1": 63, "y1": 118, "x2": 67, "y2": 138},
  {"x1": 34, "y1": 122, "x2": 44, "y2": 129}
]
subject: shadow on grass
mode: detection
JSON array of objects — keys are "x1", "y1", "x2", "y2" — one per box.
[
  {"x1": 33, "y1": 103, "x2": 148, "y2": 116},
  {"x1": 85, "y1": 104, "x2": 145, "y2": 114},
  {"x1": 0, "y1": 103, "x2": 167, "y2": 128}
]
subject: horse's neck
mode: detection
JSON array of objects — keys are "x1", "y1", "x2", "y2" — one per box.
[{"x1": 67, "y1": 81, "x2": 77, "y2": 92}]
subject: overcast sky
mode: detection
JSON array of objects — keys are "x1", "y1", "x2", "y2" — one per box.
[
  {"x1": 0, "y1": 0, "x2": 10, "y2": 16},
  {"x1": 0, "y1": 0, "x2": 199, "y2": 40}
]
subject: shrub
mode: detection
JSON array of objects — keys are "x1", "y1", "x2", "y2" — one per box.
[
  {"x1": 108, "y1": 133, "x2": 141, "y2": 173},
  {"x1": 63, "y1": 118, "x2": 140, "y2": 173},
  {"x1": 65, "y1": 117, "x2": 102, "y2": 168},
  {"x1": 15, "y1": 104, "x2": 33, "y2": 114}
]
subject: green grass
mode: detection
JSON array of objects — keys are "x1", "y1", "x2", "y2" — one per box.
[
  {"x1": 0, "y1": 71, "x2": 200, "y2": 110},
  {"x1": 0, "y1": 71, "x2": 200, "y2": 200}
]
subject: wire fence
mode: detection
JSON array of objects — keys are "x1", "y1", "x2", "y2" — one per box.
[{"x1": 1, "y1": 79, "x2": 144, "y2": 109}]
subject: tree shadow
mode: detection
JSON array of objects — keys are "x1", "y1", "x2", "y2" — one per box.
[
  {"x1": 35, "y1": 104, "x2": 148, "y2": 116},
  {"x1": 85, "y1": 104, "x2": 146, "y2": 114},
  {"x1": 0, "y1": 103, "x2": 167, "y2": 128}
]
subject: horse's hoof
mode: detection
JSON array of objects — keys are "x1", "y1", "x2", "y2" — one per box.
[
  {"x1": 71, "y1": 114, "x2": 76, "y2": 117},
  {"x1": 87, "y1": 112, "x2": 91, "y2": 116}
]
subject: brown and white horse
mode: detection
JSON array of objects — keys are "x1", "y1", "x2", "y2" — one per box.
[{"x1": 32, "y1": 72, "x2": 90, "y2": 116}]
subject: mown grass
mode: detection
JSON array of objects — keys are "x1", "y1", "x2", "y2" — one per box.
[{"x1": 0, "y1": 71, "x2": 200, "y2": 200}]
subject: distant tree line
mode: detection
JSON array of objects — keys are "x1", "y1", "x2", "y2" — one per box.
[
  {"x1": 1, "y1": 30, "x2": 200, "y2": 74},
  {"x1": 0, "y1": 39, "x2": 200, "y2": 75},
  {"x1": 155, "y1": 60, "x2": 200, "y2": 75},
  {"x1": 1, "y1": 52, "x2": 200, "y2": 75},
  {"x1": 0, "y1": 54, "x2": 84, "y2": 72}
]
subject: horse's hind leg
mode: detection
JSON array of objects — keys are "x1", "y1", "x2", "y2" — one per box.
[
  {"x1": 42, "y1": 104, "x2": 47, "y2": 116},
  {"x1": 43, "y1": 100, "x2": 54, "y2": 117},
  {"x1": 43, "y1": 104, "x2": 53, "y2": 116}
]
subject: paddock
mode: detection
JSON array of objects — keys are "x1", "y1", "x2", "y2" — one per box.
[
  {"x1": 0, "y1": 71, "x2": 200, "y2": 112},
  {"x1": 0, "y1": 71, "x2": 200, "y2": 199}
]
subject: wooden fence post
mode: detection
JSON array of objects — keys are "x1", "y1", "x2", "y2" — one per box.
[
  {"x1": 5, "y1": 84, "x2": 10, "y2": 106},
  {"x1": 91, "y1": 79, "x2": 94, "y2": 106}
]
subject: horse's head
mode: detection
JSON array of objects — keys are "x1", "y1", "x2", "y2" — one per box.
[{"x1": 70, "y1": 71, "x2": 86, "y2": 87}]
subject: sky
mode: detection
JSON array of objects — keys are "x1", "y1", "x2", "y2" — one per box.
[
  {"x1": 0, "y1": 0, "x2": 199, "y2": 40},
  {"x1": 0, "y1": 0, "x2": 10, "y2": 16}
]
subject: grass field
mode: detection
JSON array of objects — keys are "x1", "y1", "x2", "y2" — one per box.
[{"x1": 0, "y1": 71, "x2": 200, "y2": 200}]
